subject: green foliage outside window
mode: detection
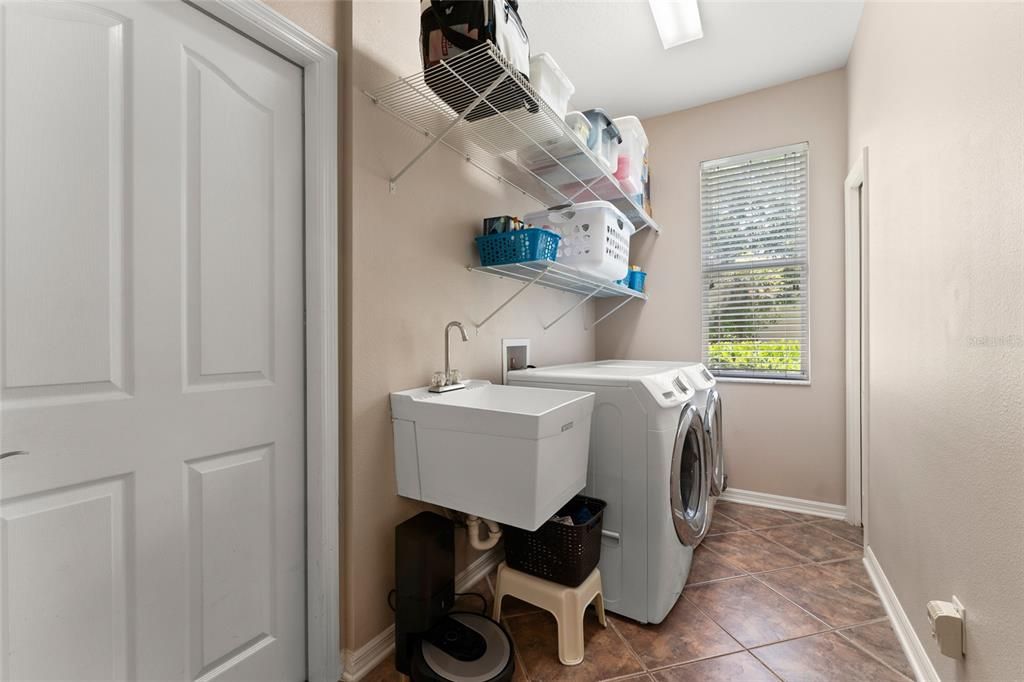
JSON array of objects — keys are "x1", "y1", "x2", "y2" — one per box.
[{"x1": 707, "y1": 340, "x2": 802, "y2": 373}]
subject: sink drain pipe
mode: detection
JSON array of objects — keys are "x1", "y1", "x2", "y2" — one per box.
[{"x1": 466, "y1": 515, "x2": 502, "y2": 551}]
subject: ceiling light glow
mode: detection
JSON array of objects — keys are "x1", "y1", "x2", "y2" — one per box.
[{"x1": 648, "y1": 0, "x2": 703, "y2": 50}]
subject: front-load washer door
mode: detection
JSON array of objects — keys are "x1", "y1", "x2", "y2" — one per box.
[
  {"x1": 670, "y1": 405, "x2": 711, "y2": 547},
  {"x1": 705, "y1": 388, "x2": 725, "y2": 496}
]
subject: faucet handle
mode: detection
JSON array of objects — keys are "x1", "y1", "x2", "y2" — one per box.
[
  {"x1": 430, "y1": 371, "x2": 447, "y2": 389},
  {"x1": 447, "y1": 369, "x2": 463, "y2": 385}
]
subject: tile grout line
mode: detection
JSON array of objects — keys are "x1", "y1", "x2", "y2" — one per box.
[
  {"x1": 747, "y1": 553, "x2": 884, "y2": 604},
  {"x1": 687, "y1": 541, "x2": 751, "y2": 585},
  {"x1": 694, "y1": 512, "x2": 903, "y2": 680},
  {"x1": 736, "y1": 573, "x2": 912, "y2": 678},
  {"x1": 834, "y1": 622, "x2": 916, "y2": 681},
  {"x1": 746, "y1": 527, "x2": 836, "y2": 565},
  {"x1": 604, "y1": 617, "x2": 651, "y2": 677},
  {"x1": 759, "y1": 522, "x2": 865, "y2": 556},
  {"x1": 694, "y1": 509, "x2": 886, "y2": 662},
  {"x1": 806, "y1": 519, "x2": 866, "y2": 546},
  {"x1": 676, "y1": 591, "x2": 747, "y2": 654},
  {"x1": 674, "y1": 592, "x2": 785, "y2": 681},
  {"x1": 646, "y1": 649, "x2": 785, "y2": 682},
  {"x1": 746, "y1": 562, "x2": 870, "y2": 633},
  {"x1": 717, "y1": 505, "x2": 865, "y2": 555},
  {"x1": 745, "y1": 625, "x2": 914, "y2": 682},
  {"x1": 688, "y1": 542, "x2": 903, "y2": 669},
  {"x1": 708, "y1": 520, "x2": 909, "y2": 675}
]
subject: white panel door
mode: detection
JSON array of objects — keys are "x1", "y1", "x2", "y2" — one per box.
[{"x1": 0, "y1": 2, "x2": 306, "y2": 680}]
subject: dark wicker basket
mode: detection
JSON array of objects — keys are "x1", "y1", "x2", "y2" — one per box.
[{"x1": 503, "y1": 495, "x2": 606, "y2": 587}]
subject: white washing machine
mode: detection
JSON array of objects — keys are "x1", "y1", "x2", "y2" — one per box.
[
  {"x1": 594, "y1": 361, "x2": 725, "y2": 498},
  {"x1": 507, "y1": 361, "x2": 712, "y2": 624}
]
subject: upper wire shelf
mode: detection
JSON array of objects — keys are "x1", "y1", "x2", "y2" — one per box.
[{"x1": 365, "y1": 43, "x2": 661, "y2": 234}]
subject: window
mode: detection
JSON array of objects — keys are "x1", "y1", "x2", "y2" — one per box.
[{"x1": 700, "y1": 142, "x2": 809, "y2": 381}]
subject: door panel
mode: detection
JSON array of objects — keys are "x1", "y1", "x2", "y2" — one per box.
[
  {"x1": 184, "y1": 49, "x2": 275, "y2": 388},
  {"x1": 0, "y1": 476, "x2": 132, "y2": 682},
  {"x1": 186, "y1": 445, "x2": 274, "y2": 678},
  {"x1": 0, "y1": 2, "x2": 305, "y2": 679},
  {"x1": 1, "y1": 2, "x2": 130, "y2": 404}
]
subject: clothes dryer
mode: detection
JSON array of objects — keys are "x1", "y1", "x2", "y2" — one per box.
[{"x1": 507, "y1": 362, "x2": 711, "y2": 623}]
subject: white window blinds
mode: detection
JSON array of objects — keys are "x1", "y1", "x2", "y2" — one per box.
[{"x1": 700, "y1": 142, "x2": 809, "y2": 381}]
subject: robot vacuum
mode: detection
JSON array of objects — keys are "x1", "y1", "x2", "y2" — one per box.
[
  {"x1": 412, "y1": 612, "x2": 515, "y2": 682},
  {"x1": 395, "y1": 513, "x2": 515, "y2": 682}
]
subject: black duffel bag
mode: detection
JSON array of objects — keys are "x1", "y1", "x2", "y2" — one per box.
[{"x1": 420, "y1": 0, "x2": 539, "y2": 122}]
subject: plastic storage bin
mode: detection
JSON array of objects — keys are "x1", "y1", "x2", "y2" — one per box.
[
  {"x1": 582, "y1": 109, "x2": 621, "y2": 174},
  {"x1": 503, "y1": 495, "x2": 606, "y2": 587},
  {"x1": 517, "y1": 140, "x2": 602, "y2": 187},
  {"x1": 524, "y1": 201, "x2": 633, "y2": 281},
  {"x1": 564, "y1": 111, "x2": 591, "y2": 145},
  {"x1": 529, "y1": 53, "x2": 575, "y2": 120},
  {"x1": 517, "y1": 112, "x2": 597, "y2": 186},
  {"x1": 475, "y1": 228, "x2": 561, "y2": 267},
  {"x1": 613, "y1": 116, "x2": 649, "y2": 196}
]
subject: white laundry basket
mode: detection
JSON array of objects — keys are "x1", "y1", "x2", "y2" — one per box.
[{"x1": 524, "y1": 201, "x2": 634, "y2": 281}]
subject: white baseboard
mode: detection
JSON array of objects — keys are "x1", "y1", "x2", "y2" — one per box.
[
  {"x1": 718, "y1": 487, "x2": 847, "y2": 520},
  {"x1": 340, "y1": 548, "x2": 502, "y2": 682},
  {"x1": 864, "y1": 546, "x2": 939, "y2": 682}
]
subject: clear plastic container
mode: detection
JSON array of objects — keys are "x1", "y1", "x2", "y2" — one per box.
[
  {"x1": 564, "y1": 111, "x2": 591, "y2": 145},
  {"x1": 613, "y1": 116, "x2": 648, "y2": 195},
  {"x1": 529, "y1": 53, "x2": 575, "y2": 120},
  {"x1": 581, "y1": 109, "x2": 621, "y2": 174},
  {"x1": 523, "y1": 201, "x2": 634, "y2": 281}
]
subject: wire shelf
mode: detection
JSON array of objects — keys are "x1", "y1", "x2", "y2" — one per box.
[
  {"x1": 366, "y1": 43, "x2": 661, "y2": 234},
  {"x1": 470, "y1": 260, "x2": 646, "y2": 300},
  {"x1": 469, "y1": 260, "x2": 645, "y2": 330}
]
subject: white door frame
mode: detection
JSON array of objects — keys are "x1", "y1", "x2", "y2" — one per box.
[
  {"x1": 186, "y1": 2, "x2": 340, "y2": 680},
  {"x1": 844, "y1": 148, "x2": 868, "y2": 532}
]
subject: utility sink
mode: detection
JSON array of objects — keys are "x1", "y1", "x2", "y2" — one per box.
[{"x1": 391, "y1": 380, "x2": 595, "y2": 531}]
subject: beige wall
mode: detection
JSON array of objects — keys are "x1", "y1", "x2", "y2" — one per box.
[
  {"x1": 597, "y1": 70, "x2": 849, "y2": 504},
  {"x1": 271, "y1": 0, "x2": 598, "y2": 655},
  {"x1": 847, "y1": 3, "x2": 1024, "y2": 679},
  {"x1": 346, "y1": 2, "x2": 597, "y2": 651}
]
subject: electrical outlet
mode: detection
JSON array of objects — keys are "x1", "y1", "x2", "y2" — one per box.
[{"x1": 927, "y1": 596, "x2": 965, "y2": 658}]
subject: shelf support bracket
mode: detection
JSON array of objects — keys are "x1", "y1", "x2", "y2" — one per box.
[
  {"x1": 586, "y1": 297, "x2": 636, "y2": 331},
  {"x1": 475, "y1": 269, "x2": 547, "y2": 329},
  {"x1": 388, "y1": 76, "x2": 505, "y2": 193},
  {"x1": 543, "y1": 286, "x2": 603, "y2": 330}
]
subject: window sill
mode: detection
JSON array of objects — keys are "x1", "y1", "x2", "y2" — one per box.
[{"x1": 713, "y1": 376, "x2": 811, "y2": 387}]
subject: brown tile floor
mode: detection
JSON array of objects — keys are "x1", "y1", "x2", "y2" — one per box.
[{"x1": 363, "y1": 503, "x2": 911, "y2": 682}]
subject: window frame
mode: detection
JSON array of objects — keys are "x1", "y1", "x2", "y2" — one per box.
[{"x1": 699, "y1": 142, "x2": 812, "y2": 384}]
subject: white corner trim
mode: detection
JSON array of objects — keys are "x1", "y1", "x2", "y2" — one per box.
[
  {"x1": 340, "y1": 549, "x2": 504, "y2": 682},
  {"x1": 863, "y1": 546, "x2": 940, "y2": 682},
  {"x1": 718, "y1": 487, "x2": 847, "y2": 520}
]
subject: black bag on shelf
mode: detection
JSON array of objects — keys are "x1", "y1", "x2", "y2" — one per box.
[{"x1": 419, "y1": 0, "x2": 538, "y2": 122}]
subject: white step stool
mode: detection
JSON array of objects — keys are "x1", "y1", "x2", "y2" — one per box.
[{"x1": 491, "y1": 561, "x2": 606, "y2": 665}]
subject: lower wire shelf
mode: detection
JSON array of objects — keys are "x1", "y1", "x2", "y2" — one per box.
[{"x1": 468, "y1": 260, "x2": 646, "y2": 330}]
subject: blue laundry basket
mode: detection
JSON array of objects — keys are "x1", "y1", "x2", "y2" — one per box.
[{"x1": 475, "y1": 228, "x2": 561, "y2": 267}]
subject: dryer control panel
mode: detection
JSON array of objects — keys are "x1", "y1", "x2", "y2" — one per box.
[{"x1": 640, "y1": 371, "x2": 694, "y2": 409}]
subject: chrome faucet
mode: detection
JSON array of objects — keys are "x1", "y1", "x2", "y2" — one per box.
[{"x1": 430, "y1": 321, "x2": 469, "y2": 393}]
